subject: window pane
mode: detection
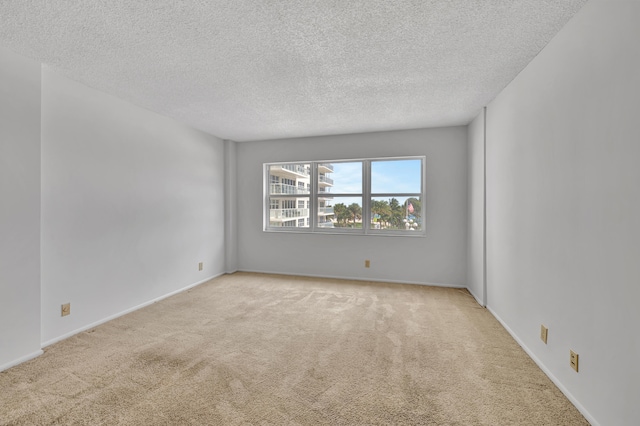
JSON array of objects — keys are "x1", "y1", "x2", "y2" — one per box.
[
  {"x1": 322, "y1": 161, "x2": 361, "y2": 194},
  {"x1": 371, "y1": 159, "x2": 421, "y2": 194},
  {"x1": 269, "y1": 163, "x2": 310, "y2": 195},
  {"x1": 327, "y1": 197, "x2": 363, "y2": 229},
  {"x1": 269, "y1": 197, "x2": 309, "y2": 228},
  {"x1": 370, "y1": 196, "x2": 422, "y2": 231}
]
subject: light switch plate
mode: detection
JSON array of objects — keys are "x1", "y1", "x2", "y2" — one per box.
[{"x1": 540, "y1": 325, "x2": 548, "y2": 344}]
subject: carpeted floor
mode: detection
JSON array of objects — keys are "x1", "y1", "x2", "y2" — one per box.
[{"x1": 1, "y1": 272, "x2": 588, "y2": 425}]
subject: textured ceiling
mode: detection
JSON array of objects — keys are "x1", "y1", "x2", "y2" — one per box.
[{"x1": 0, "y1": 1, "x2": 587, "y2": 142}]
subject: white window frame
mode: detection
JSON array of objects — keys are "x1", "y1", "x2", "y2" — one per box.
[{"x1": 264, "y1": 156, "x2": 426, "y2": 236}]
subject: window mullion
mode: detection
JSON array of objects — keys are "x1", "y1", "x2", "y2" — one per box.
[
  {"x1": 311, "y1": 162, "x2": 318, "y2": 231},
  {"x1": 264, "y1": 164, "x2": 270, "y2": 230},
  {"x1": 363, "y1": 160, "x2": 371, "y2": 234}
]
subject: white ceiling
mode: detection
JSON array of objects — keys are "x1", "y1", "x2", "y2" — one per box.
[{"x1": 0, "y1": 1, "x2": 587, "y2": 142}]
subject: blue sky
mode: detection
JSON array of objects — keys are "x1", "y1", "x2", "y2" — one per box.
[
  {"x1": 325, "y1": 159, "x2": 421, "y2": 207},
  {"x1": 330, "y1": 162, "x2": 362, "y2": 193},
  {"x1": 371, "y1": 159, "x2": 421, "y2": 193},
  {"x1": 330, "y1": 159, "x2": 421, "y2": 194}
]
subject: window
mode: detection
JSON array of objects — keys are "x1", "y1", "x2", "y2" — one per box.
[
  {"x1": 323, "y1": 161, "x2": 362, "y2": 230},
  {"x1": 370, "y1": 159, "x2": 422, "y2": 231},
  {"x1": 265, "y1": 157, "x2": 425, "y2": 235},
  {"x1": 265, "y1": 163, "x2": 310, "y2": 229}
]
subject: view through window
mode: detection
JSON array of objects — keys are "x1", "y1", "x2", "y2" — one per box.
[{"x1": 265, "y1": 157, "x2": 425, "y2": 235}]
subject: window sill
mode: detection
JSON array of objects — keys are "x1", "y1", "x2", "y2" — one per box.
[{"x1": 263, "y1": 228, "x2": 426, "y2": 238}]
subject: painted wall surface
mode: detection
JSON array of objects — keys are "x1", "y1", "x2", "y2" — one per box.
[
  {"x1": 486, "y1": 2, "x2": 640, "y2": 425},
  {"x1": 41, "y1": 69, "x2": 226, "y2": 345},
  {"x1": 0, "y1": 47, "x2": 42, "y2": 370},
  {"x1": 224, "y1": 140, "x2": 238, "y2": 273},
  {"x1": 236, "y1": 127, "x2": 468, "y2": 286},
  {"x1": 467, "y1": 110, "x2": 485, "y2": 306}
]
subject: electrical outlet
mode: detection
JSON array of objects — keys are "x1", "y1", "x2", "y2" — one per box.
[
  {"x1": 198, "y1": 262, "x2": 203, "y2": 271},
  {"x1": 570, "y1": 350, "x2": 579, "y2": 372},
  {"x1": 540, "y1": 324, "x2": 548, "y2": 344},
  {"x1": 365, "y1": 259, "x2": 370, "y2": 268},
  {"x1": 61, "y1": 303, "x2": 70, "y2": 317}
]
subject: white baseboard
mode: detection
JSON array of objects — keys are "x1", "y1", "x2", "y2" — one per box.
[
  {"x1": 237, "y1": 268, "x2": 466, "y2": 289},
  {"x1": 0, "y1": 349, "x2": 43, "y2": 373},
  {"x1": 487, "y1": 306, "x2": 599, "y2": 426},
  {"x1": 467, "y1": 287, "x2": 485, "y2": 307},
  {"x1": 41, "y1": 273, "x2": 223, "y2": 348}
]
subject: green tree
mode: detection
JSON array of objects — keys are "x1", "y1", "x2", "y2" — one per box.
[
  {"x1": 347, "y1": 203, "x2": 362, "y2": 226},
  {"x1": 388, "y1": 198, "x2": 404, "y2": 229},
  {"x1": 371, "y1": 199, "x2": 391, "y2": 228},
  {"x1": 333, "y1": 203, "x2": 350, "y2": 226}
]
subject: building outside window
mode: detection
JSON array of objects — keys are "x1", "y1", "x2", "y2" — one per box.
[{"x1": 266, "y1": 163, "x2": 316, "y2": 228}]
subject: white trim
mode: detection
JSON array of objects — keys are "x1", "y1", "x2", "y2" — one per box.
[
  {"x1": 487, "y1": 306, "x2": 600, "y2": 426},
  {"x1": 467, "y1": 286, "x2": 484, "y2": 307},
  {"x1": 0, "y1": 350, "x2": 43, "y2": 373},
  {"x1": 238, "y1": 268, "x2": 465, "y2": 289},
  {"x1": 362, "y1": 159, "x2": 371, "y2": 231},
  {"x1": 41, "y1": 273, "x2": 224, "y2": 348},
  {"x1": 263, "y1": 228, "x2": 426, "y2": 238},
  {"x1": 311, "y1": 162, "x2": 319, "y2": 230}
]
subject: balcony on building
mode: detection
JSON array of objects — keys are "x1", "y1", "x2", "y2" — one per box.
[
  {"x1": 318, "y1": 174, "x2": 333, "y2": 186},
  {"x1": 317, "y1": 206, "x2": 334, "y2": 216},
  {"x1": 318, "y1": 163, "x2": 334, "y2": 173},
  {"x1": 318, "y1": 187, "x2": 333, "y2": 202},
  {"x1": 269, "y1": 183, "x2": 310, "y2": 195},
  {"x1": 269, "y1": 208, "x2": 310, "y2": 221},
  {"x1": 270, "y1": 164, "x2": 310, "y2": 179}
]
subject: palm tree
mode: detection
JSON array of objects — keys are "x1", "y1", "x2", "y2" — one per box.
[
  {"x1": 347, "y1": 203, "x2": 362, "y2": 226},
  {"x1": 333, "y1": 203, "x2": 349, "y2": 226},
  {"x1": 371, "y1": 199, "x2": 391, "y2": 228},
  {"x1": 388, "y1": 198, "x2": 403, "y2": 229}
]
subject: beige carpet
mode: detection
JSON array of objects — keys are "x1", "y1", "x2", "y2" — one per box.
[{"x1": 1, "y1": 272, "x2": 588, "y2": 425}]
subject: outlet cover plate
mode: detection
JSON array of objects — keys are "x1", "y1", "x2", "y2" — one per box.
[{"x1": 570, "y1": 350, "x2": 579, "y2": 372}]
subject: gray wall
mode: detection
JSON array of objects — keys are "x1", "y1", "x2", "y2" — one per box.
[
  {"x1": 236, "y1": 127, "x2": 468, "y2": 286},
  {"x1": 485, "y1": 2, "x2": 640, "y2": 425},
  {"x1": 39, "y1": 69, "x2": 227, "y2": 346},
  {"x1": 224, "y1": 140, "x2": 238, "y2": 273},
  {"x1": 466, "y1": 109, "x2": 485, "y2": 305},
  {"x1": 0, "y1": 47, "x2": 42, "y2": 370}
]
